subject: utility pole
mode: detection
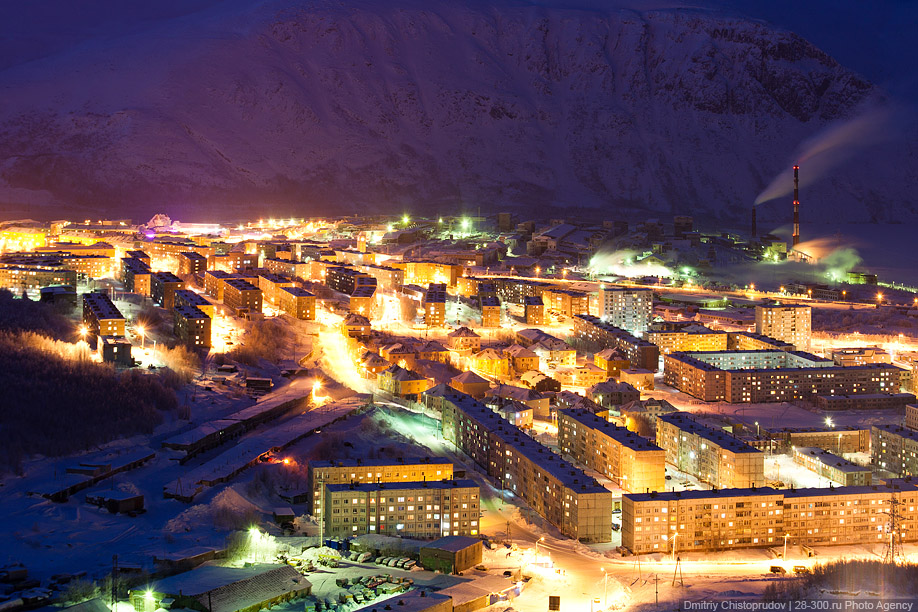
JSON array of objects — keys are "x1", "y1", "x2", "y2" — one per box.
[
  {"x1": 111, "y1": 555, "x2": 118, "y2": 607},
  {"x1": 884, "y1": 491, "x2": 902, "y2": 564}
]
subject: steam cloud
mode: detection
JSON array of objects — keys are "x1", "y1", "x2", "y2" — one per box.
[
  {"x1": 754, "y1": 106, "x2": 901, "y2": 205},
  {"x1": 589, "y1": 249, "x2": 673, "y2": 278}
]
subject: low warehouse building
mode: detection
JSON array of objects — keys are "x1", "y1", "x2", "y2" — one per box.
[
  {"x1": 419, "y1": 535, "x2": 483, "y2": 574},
  {"x1": 131, "y1": 564, "x2": 311, "y2": 612}
]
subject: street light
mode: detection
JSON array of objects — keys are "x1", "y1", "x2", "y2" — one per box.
[
  {"x1": 825, "y1": 416, "x2": 834, "y2": 428},
  {"x1": 137, "y1": 325, "x2": 145, "y2": 350},
  {"x1": 535, "y1": 536, "x2": 544, "y2": 557},
  {"x1": 755, "y1": 421, "x2": 760, "y2": 436},
  {"x1": 672, "y1": 532, "x2": 679, "y2": 562},
  {"x1": 600, "y1": 567, "x2": 609, "y2": 607},
  {"x1": 783, "y1": 533, "x2": 790, "y2": 563}
]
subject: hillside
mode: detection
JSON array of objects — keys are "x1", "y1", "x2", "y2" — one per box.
[{"x1": 0, "y1": 0, "x2": 914, "y2": 223}]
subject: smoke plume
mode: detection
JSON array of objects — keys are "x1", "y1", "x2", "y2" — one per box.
[
  {"x1": 754, "y1": 106, "x2": 902, "y2": 205},
  {"x1": 589, "y1": 249, "x2": 673, "y2": 278}
]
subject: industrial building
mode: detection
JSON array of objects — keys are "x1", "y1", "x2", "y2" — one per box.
[
  {"x1": 322, "y1": 479, "x2": 480, "y2": 539},
  {"x1": 419, "y1": 536, "x2": 483, "y2": 574},
  {"x1": 656, "y1": 412, "x2": 764, "y2": 488},
  {"x1": 306, "y1": 457, "x2": 453, "y2": 516},
  {"x1": 558, "y1": 409, "x2": 665, "y2": 493},
  {"x1": 438, "y1": 390, "x2": 613, "y2": 542},
  {"x1": 597, "y1": 287, "x2": 653, "y2": 336},
  {"x1": 663, "y1": 350, "x2": 901, "y2": 403},
  {"x1": 622, "y1": 480, "x2": 918, "y2": 554},
  {"x1": 755, "y1": 303, "x2": 811, "y2": 350}
]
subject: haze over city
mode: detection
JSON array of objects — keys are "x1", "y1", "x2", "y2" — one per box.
[{"x1": 2, "y1": 2, "x2": 918, "y2": 612}]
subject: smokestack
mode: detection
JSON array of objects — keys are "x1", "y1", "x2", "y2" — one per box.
[
  {"x1": 751, "y1": 206, "x2": 757, "y2": 241},
  {"x1": 792, "y1": 165, "x2": 800, "y2": 247}
]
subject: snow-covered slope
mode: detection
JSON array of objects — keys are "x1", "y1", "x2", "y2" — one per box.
[{"x1": 0, "y1": 0, "x2": 914, "y2": 222}]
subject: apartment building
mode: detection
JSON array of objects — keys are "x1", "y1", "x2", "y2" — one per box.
[
  {"x1": 656, "y1": 412, "x2": 764, "y2": 488},
  {"x1": 872, "y1": 425, "x2": 918, "y2": 476},
  {"x1": 223, "y1": 278, "x2": 263, "y2": 316},
  {"x1": 121, "y1": 257, "x2": 152, "y2": 296},
  {"x1": 174, "y1": 289, "x2": 215, "y2": 318},
  {"x1": 907, "y1": 404, "x2": 918, "y2": 431},
  {"x1": 447, "y1": 327, "x2": 481, "y2": 352},
  {"x1": 323, "y1": 480, "x2": 480, "y2": 539},
  {"x1": 524, "y1": 295, "x2": 545, "y2": 325},
  {"x1": 623, "y1": 480, "x2": 918, "y2": 554},
  {"x1": 766, "y1": 426, "x2": 870, "y2": 454},
  {"x1": 438, "y1": 390, "x2": 613, "y2": 542},
  {"x1": 726, "y1": 331, "x2": 795, "y2": 352},
  {"x1": 793, "y1": 447, "x2": 872, "y2": 486},
  {"x1": 151, "y1": 271, "x2": 185, "y2": 309},
  {"x1": 541, "y1": 288, "x2": 589, "y2": 317},
  {"x1": 597, "y1": 287, "x2": 653, "y2": 336},
  {"x1": 177, "y1": 251, "x2": 208, "y2": 276},
  {"x1": 479, "y1": 295, "x2": 501, "y2": 328},
  {"x1": 203, "y1": 270, "x2": 239, "y2": 301},
  {"x1": 306, "y1": 458, "x2": 453, "y2": 515},
  {"x1": 82, "y1": 292, "x2": 125, "y2": 340},
  {"x1": 0, "y1": 264, "x2": 77, "y2": 291},
  {"x1": 663, "y1": 350, "x2": 901, "y2": 403},
  {"x1": 423, "y1": 284, "x2": 447, "y2": 327},
  {"x1": 257, "y1": 273, "x2": 295, "y2": 305},
  {"x1": 573, "y1": 315, "x2": 660, "y2": 371},
  {"x1": 558, "y1": 409, "x2": 665, "y2": 493},
  {"x1": 278, "y1": 286, "x2": 315, "y2": 320},
  {"x1": 646, "y1": 327, "x2": 728, "y2": 355},
  {"x1": 173, "y1": 304, "x2": 211, "y2": 349},
  {"x1": 326, "y1": 266, "x2": 377, "y2": 295},
  {"x1": 755, "y1": 303, "x2": 811, "y2": 350}
]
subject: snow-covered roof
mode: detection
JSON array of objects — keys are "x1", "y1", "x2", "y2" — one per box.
[{"x1": 452, "y1": 371, "x2": 489, "y2": 386}]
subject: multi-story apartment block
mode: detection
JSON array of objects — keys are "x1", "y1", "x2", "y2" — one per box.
[
  {"x1": 907, "y1": 404, "x2": 918, "y2": 431},
  {"x1": 657, "y1": 412, "x2": 764, "y2": 488},
  {"x1": 121, "y1": 257, "x2": 152, "y2": 296},
  {"x1": 174, "y1": 289, "x2": 215, "y2": 318},
  {"x1": 278, "y1": 286, "x2": 315, "y2": 320},
  {"x1": 322, "y1": 479, "x2": 480, "y2": 539},
  {"x1": 646, "y1": 327, "x2": 728, "y2": 355},
  {"x1": 0, "y1": 264, "x2": 77, "y2": 291},
  {"x1": 326, "y1": 266, "x2": 377, "y2": 296},
  {"x1": 623, "y1": 480, "x2": 918, "y2": 554},
  {"x1": 573, "y1": 314, "x2": 660, "y2": 371},
  {"x1": 766, "y1": 426, "x2": 870, "y2": 454},
  {"x1": 524, "y1": 295, "x2": 545, "y2": 325},
  {"x1": 447, "y1": 327, "x2": 481, "y2": 352},
  {"x1": 558, "y1": 409, "x2": 665, "y2": 493},
  {"x1": 872, "y1": 425, "x2": 918, "y2": 476},
  {"x1": 177, "y1": 251, "x2": 208, "y2": 277},
  {"x1": 479, "y1": 295, "x2": 501, "y2": 328},
  {"x1": 223, "y1": 278, "x2": 263, "y2": 316},
  {"x1": 203, "y1": 270, "x2": 239, "y2": 301},
  {"x1": 423, "y1": 284, "x2": 446, "y2": 327},
  {"x1": 541, "y1": 288, "x2": 589, "y2": 317},
  {"x1": 306, "y1": 458, "x2": 453, "y2": 515},
  {"x1": 726, "y1": 331, "x2": 795, "y2": 352},
  {"x1": 598, "y1": 287, "x2": 653, "y2": 336},
  {"x1": 663, "y1": 350, "x2": 902, "y2": 403},
  {"x1": 257, "y1": 273, "x2": 295, "y2": 305},
  {"x1": 755, "y1": 303, "x2": 811, "y2": 350},
  {"x1": 173, "y1": 305, "x2": 211, "y2": 349},
  {"x1": 438, "y1": 390, "x2": 613, "y2": 542},
  {"x1": 793, "y1": 447, "x2": 871, "y2": 486},
  {"x1": 151, "y1": 271, "x2": 185, "y2": 309},
  {"x1": 82, "y1": 292, "x2": 126, "y2": 341}
]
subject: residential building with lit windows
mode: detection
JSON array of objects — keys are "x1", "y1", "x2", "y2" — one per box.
[
  {"x1": 597, "y1": 287, "x2": 653, "y2": 336},
  {"x1": 907, "y1": 404, "x2": 918, "y2": 431},
  {"x1": 872, "y1": 425, "x2": 918, "y2": 476},
  {"x1": 322, "y1": 479, "x2": 479, "y2": 539},
  {"x1": 447, "y1": 327, "x2": 481, "y2": 352},
  {"x1": 203, "y1": 270, "x2": 239, "y2": 301},
  {"x1": 726, "y1": 331, "x2": 795, "y2": 352},
  {"x1": 524, "y1": 295, "x2": 545, "y2": 325},
  {"x1": 278, "y1": 286, "x2": 315, "y2": 320},
  {"x1": 755, "y1": 303, "x2": 811, "y2": 350},
  {"x1": 423, "y1": 284, "x2": 447, "y2": 327},
  {"x1": 438, "y1": 390, "x2": 613, "y2": 542},
  {"x1": 177, "y1": 251, "x2": 208, "y2": 277},
  {"x1": 573, "y1": 315, "x2": 660, "y2": 371},
  {"x1": 623, "y1": 480, "x2": 918, "y2": 554},
  {"x1": 831, "y1": 347, "x2": 892, "y2": 367},
  {"x1": 0, "y1": 264, "x2": 77, "y2": 291},
  {"x1": 479, "y1": 294, "x2": 501, "y2": 328},
  {"x1": 663, "y1": 350, "x2": 901, "y2": 403},
  {"x1": 306, "y1": 458, "x2": 453, "y2": 515},
  {"x1": 174, "y1": 289, "x2": 215, "y2": 318},
  {"x1": 646, "y1": 327, "x2": 728, "y2": 355},
  {"x1": 173, "y1": 305, "x2": 211, "y2": 349},
  {"x1": 151, "y1": 271, "x2": 185, "y2": 309},
  {"x1": 82, "y1": 291, "x2": 126, "y2": 341},
  {"x1": 121, "y1": 257, "x2": 152, "y2": 296},
  {"x1": 222, "y1": 278, "x2": 262, "y2": 316},
  {"x1": 558, "y1": 409, "x2": 665, "y2": 493},
  {"x1": 656, "y1": 412, "x2": 764, "y2": 488},
  {"x1": 541, "y1": 288, "x2": 589, "y2": 317},
  {"x1": 257, "y1": 273, "x2": 295, "y2": 305},
  {"x1": 793, "y1": 447, "x2": 871, "y2": 486}
]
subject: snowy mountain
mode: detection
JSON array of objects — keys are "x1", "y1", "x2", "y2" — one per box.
[{"x1": 0, "y1": 0, "x2": 915, "y2": 223}]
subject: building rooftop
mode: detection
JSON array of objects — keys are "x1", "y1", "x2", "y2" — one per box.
[
  {"x1": 560, "y1": 408, "x2": 663, "y2": 452},
  {"x1": 153, "y1": 271, "x2": 183, "y2": 283},
  {"x1": 175, "y1": 304, "x2": 209, "y2": 320},
  {"x1": 448, "y1": 326, "x2": 480, "y2": 338},
  {"x1": 658, "y1": 412, "x2": 761, "y2": 454},
  {"x1": 83, "y1": 292, "x2": 124, "y2": 320},
  {"x1": 794, "y1": 447, "x2": 870, "y2": 474},
  {"x1": 223, "y1": 278, "x2": 260, "y2": 291},
  {"x1": 279, "y1": 286, "x2": 314, "y2": 298},
  {"x1": 179, "y1": 251, "x2": 207, "y2": 261},
  {"x1": 309, "y1": 457, "x2": 451, "y2": 469},
  {"x1": 453, "y1": 370, "x2": 489, "y2": 386},
  {"x1": 421, "y1": 535, "x2": 481, "y2": 553},
  {"x1": 325, "y1": 479, "x2": 478, "y2": 493}
]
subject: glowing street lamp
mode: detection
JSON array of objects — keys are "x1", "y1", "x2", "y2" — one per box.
[
  {"x1": 402, "y1": 214, "x2": 410, "y2": 225},
  {"x1": 535, "y1": 536, "x2": 545, "y2": 556},
  {"x1": 825, "y1": 416, "x2": 834, "y2": 428},
  {"x1": 672, "y1": 532, "x2": 679, "y2": 562},
  {"x1": 137, "y1": 325, "x2": 146, "y2": 350},
  {"x1": 78, "y1": 324, "x2": 88, "y2": 339}
]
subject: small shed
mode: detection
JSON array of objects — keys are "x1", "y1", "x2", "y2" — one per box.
[
  {"x1": 273, "y1": 507, "x2": 295, "y2": 524},
  {"x1": 419, "y1": 536, "x2": 483, "y2": 574}
]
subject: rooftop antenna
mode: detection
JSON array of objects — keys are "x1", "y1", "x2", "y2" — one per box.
[{"x1": 792, "y1": 165, "x2": 800, "y2": 247}]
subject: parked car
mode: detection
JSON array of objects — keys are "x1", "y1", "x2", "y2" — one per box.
[{"x1": 770, "y1": 566, "x2": 787, "y2": 575}]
